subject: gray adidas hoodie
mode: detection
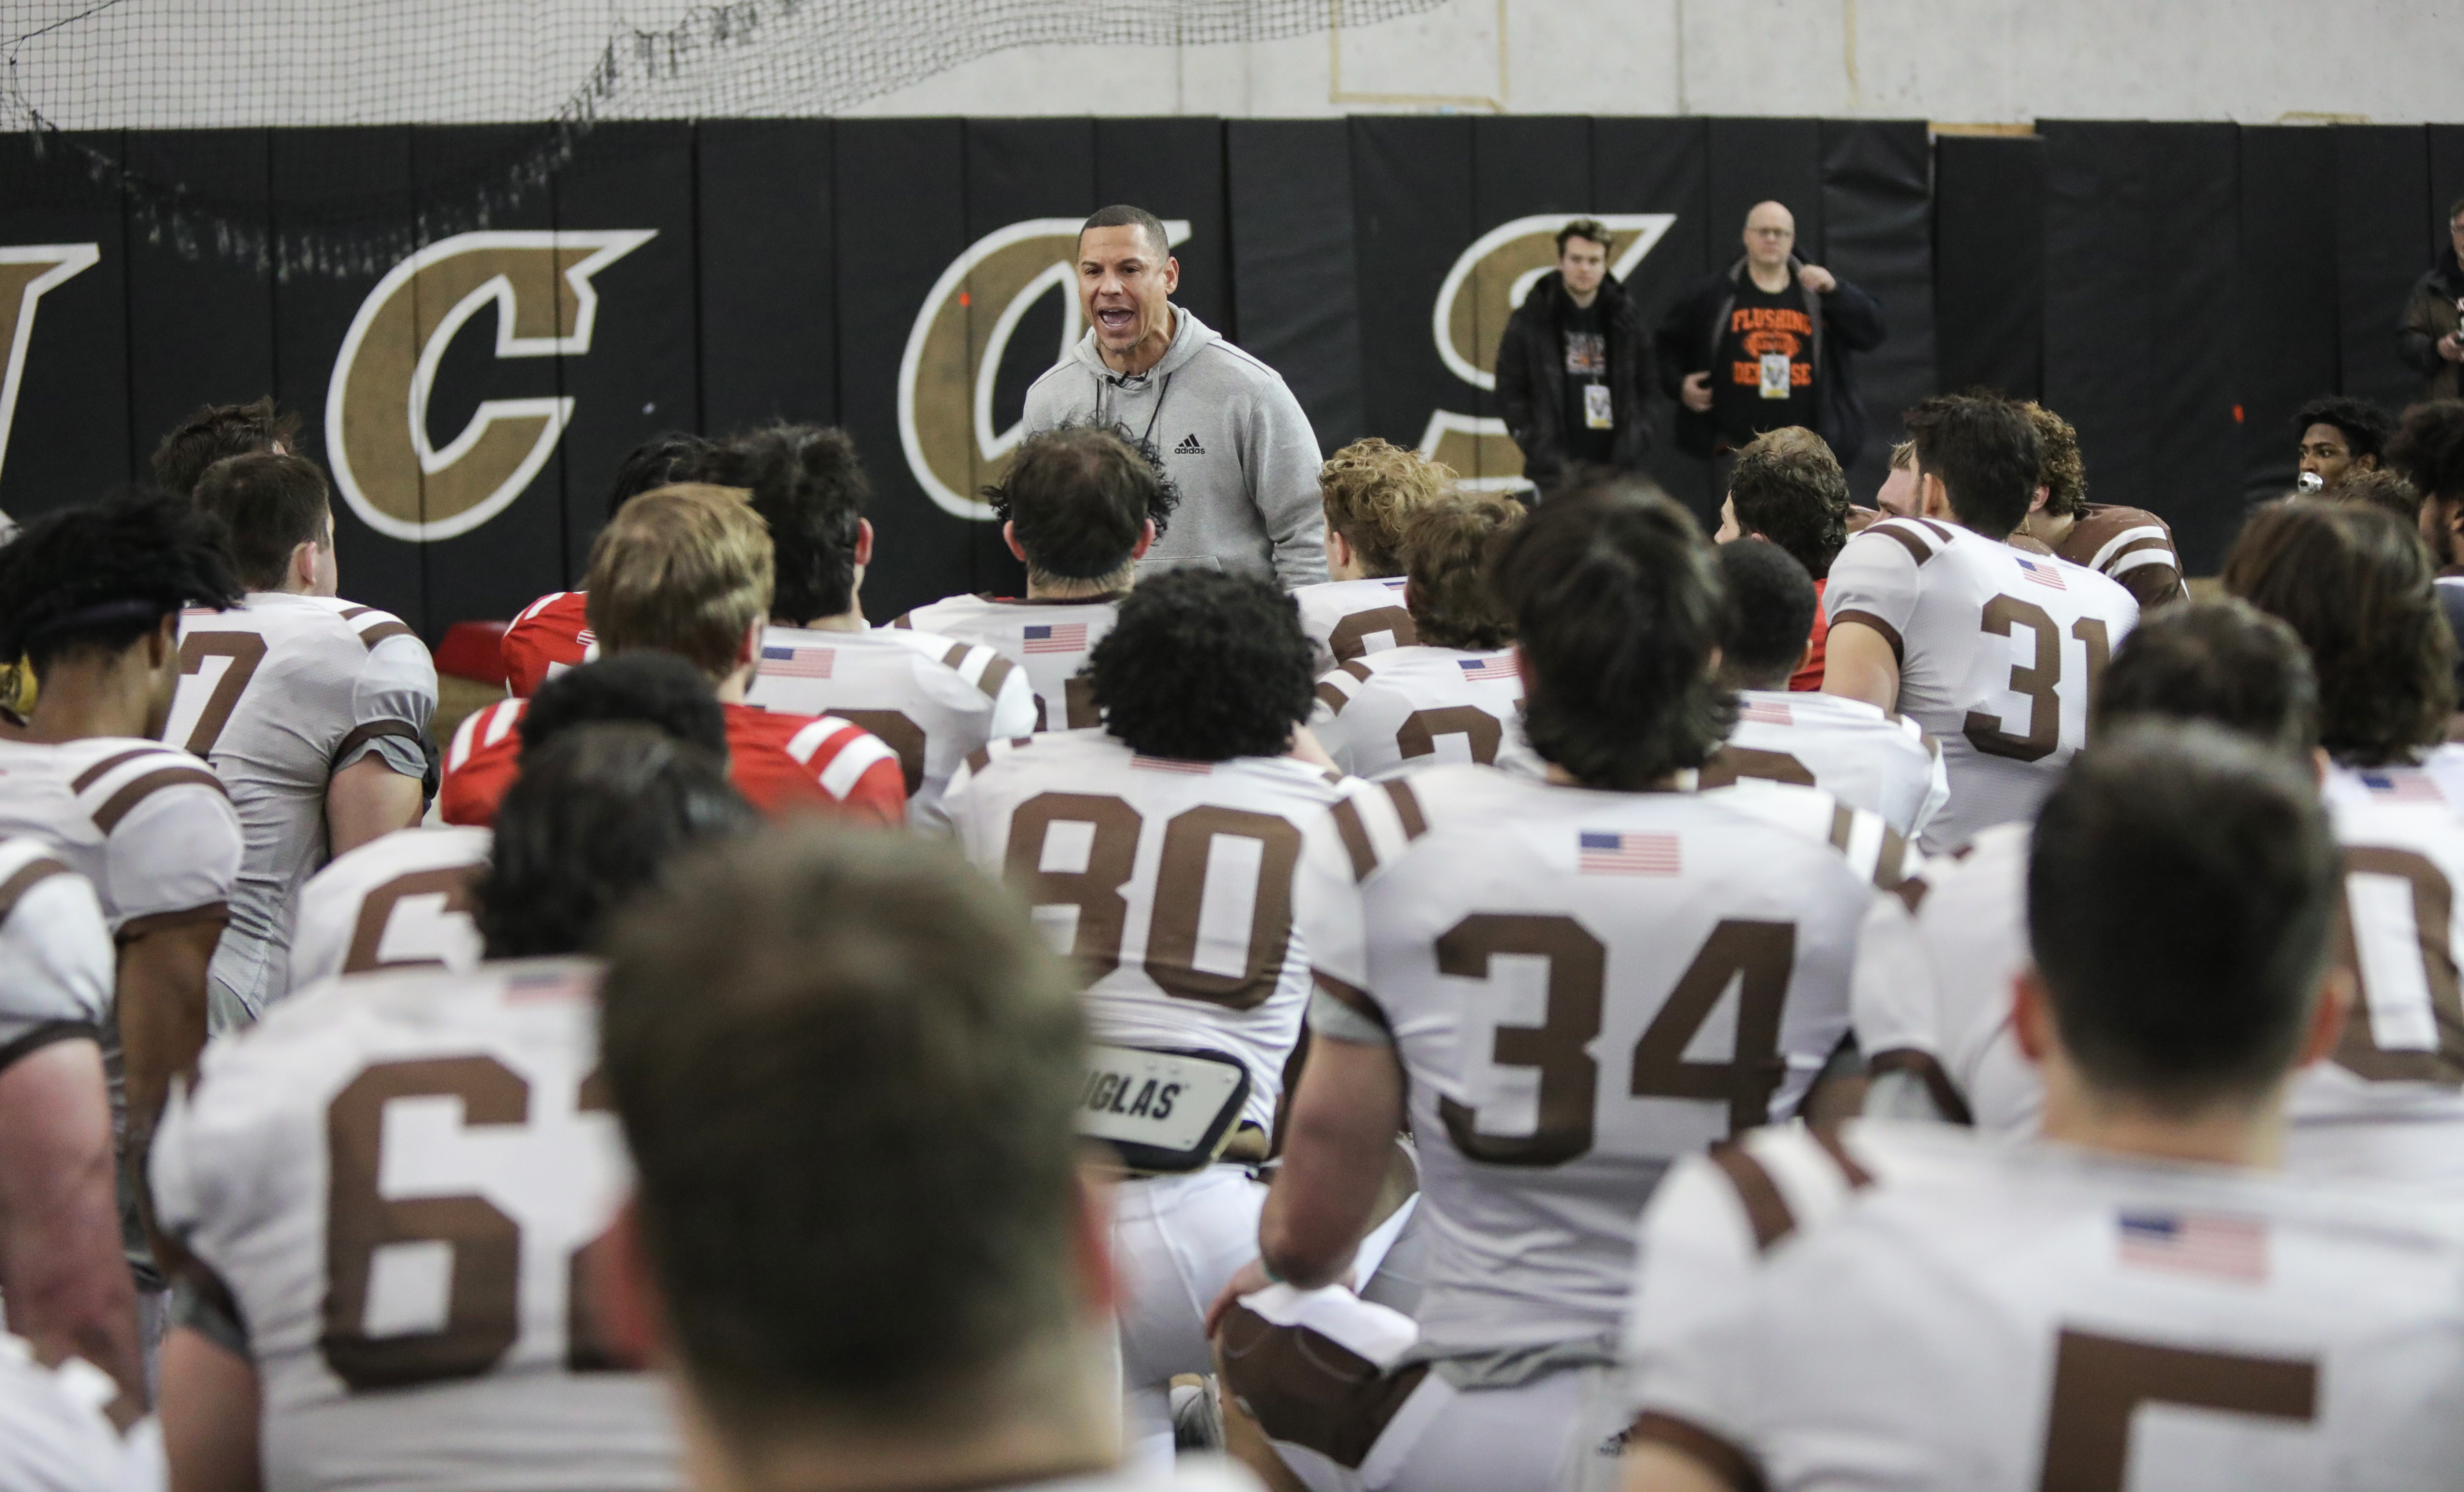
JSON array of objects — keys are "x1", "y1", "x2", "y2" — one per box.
[{"x1": 1022, "y1": 307, "x2": 1328, "y2": 588}]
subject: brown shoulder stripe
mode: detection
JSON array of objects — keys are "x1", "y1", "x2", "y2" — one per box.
[
  {"x1": 1380, "y1": 778, "x2": 1427, "y2": 841},
  {"x1": 1893, "y1": 874, "x2": 1931, "y2": 914},
  {"x1": 338, "y1": 605, "x2": 372, "y2": 620},
  {"x1": 2099, "y1": 535, "x2": 2176, "y2": 569},
  {"x1": 1328, "y1": 797, "x2": 1377, "y2": 881},
  {"x1": 1911, "y1": 518, "x2": 1956, "y2": 543},
  {"x1": 71, "y1": 747, "x2": 160, "y2": 794},
  {"x1": 1339, "y1": 659, "x2": 1375, "y2": 684},
  {"x1": 1808, "y1": 1125, "x2": 1876, "y2": 1190},
  {"x1": 1872, "y1": 826, "x2": 1910, "y2": 891},
  {"x1": 1625, "y1": 1411, "x2": 1767, "y2": 1492},
  {"x1": 358, "y1": 620, "x2": 415, "y2": 647},
  {"x1": 1315, "y1": 680, "x2": 1351, "y2": 715},
  {"x1": 0, "y1": 1019, "x2": 101, "y2": 1079},
  {"x1": 93, "y1": 766, "x2": 227, "y2": 834},
  {"x1": 1310, "y1": 969, "x2": 1390, "y2": 1031},
  {"x1": 965, "y1": 746, "x2": 992, "y2": 776},
  {"x1": 1826, "y1": 802, "x2": 1857, "y2": 856},
  {"x1": 1830, "y1": 609, "x2": 1904, "y2": 664},
  {"x1": 333, "y1": 720, "x2": 421, "y2": 765},
  {"x1": 1707, "y1": 1141, "x2": 1797, "y2": 1252},
  {"x1": 1869, "y1": 525, "x2": 1936, "y2": 566},
  {"x1": 1866, "y1": 1047, "x2": 1976, "y2": 1126},
  {"x1": 0, "y1": 855, "x2": 69, "y2": 922},
  {"x1": 973, "y1": 651, "x2": 1017, "y2": 701}
]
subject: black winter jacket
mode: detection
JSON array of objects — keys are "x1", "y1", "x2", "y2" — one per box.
[
  {"x1": 1656, "y1": 257, "x2": 1885, "y2": 467},
  {"x1": 2398, "y1": 252, "x2": 2464, "y2": 403},
  {"x1": 1493, "y1": 270, "x2": 1655, "y2": 490}
]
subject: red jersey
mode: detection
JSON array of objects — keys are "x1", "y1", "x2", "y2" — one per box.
[
  {"x1": 1789, "y1": 577, "x2": 1829, "y2": 692},
  {"x1": 440, "y1": 698, "x2": 905, "y2": 827},
  {"x1": 501, "y1": 590, "x2": 594, "y2": 698}
]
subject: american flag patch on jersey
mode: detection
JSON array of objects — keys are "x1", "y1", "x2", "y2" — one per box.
[
  {"x1": 1023, "y1": 622, "x2": 1088, "y2": 653},
  {"x1": 505, "y1": 969, "x2": 591, "y2": 1003},
  {"x1": 1132, "y1": 756, "x2": 1213, "y2": 775},
  {"x1": 2118, "y1": 1211, "x2": 2267, "y2": 1282},
  {"x1": 576, "y1": 628, "x2": 596, "y2": 647},
  {"x1": 1739, "y1": 700, "x2": 1794, "y2": 726},
  {"x1": 2015, "y1": 556, "x2": 2068, "y2": 591},
  {"x1": 1457, "y1": 655, "x2": 1517, "y2": 683},
  {"x1": 2360, "y1": 771, "x2": 2445, "y2": 804},
  {"x1": 1578, "y1": 830, "x2": 1681, "y2": 876},
  {"x1": 760, "y1": 645, "x2": 833, "y2": 679}
]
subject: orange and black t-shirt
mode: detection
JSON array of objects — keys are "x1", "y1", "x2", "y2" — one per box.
[{"x1": 1711, "y1": 277, "x2": 1816, "y2": 446}]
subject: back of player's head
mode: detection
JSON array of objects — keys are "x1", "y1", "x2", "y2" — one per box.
[
  {"x1": 1090, "y1": 568, "x2": 1314, "y2": 761},
  {"x1": 476, "y1": 722, "x2": 752, "y2": 959},
  {"x1": 2029, "y1": 724, "x2": 2339, "y2": 1115},
  {"x1": 982, "y1": 422, "x2": 1179, "y2": 584},
  {"x1": 2092, "y1": 599, "x2": 2318, "y2": 761},
  {"x1": 688, "y1": 425, "x2": 869, "y2": 625},
  {"x1": 1490, "y1": 475, "x2": 1732, "y2": 790},
  {"x1": 1715, "y1": 539, "x2": 1817, "y2": 691},
  {"x1": 1726, "y1": 426, "x2": 1848, "y2": 578},
  {"x1": 2334, "y1": 466, "x2": 2422, "y2": 525},
  {"x1": 2387, "y1": 399, "x2": 2464, "y2": 503},
  {"x1": 2221, "y1": 497, "x2": 2453, "y2": 765},
  {"x1": 607, "y1": 431, "x2": 715, "y2": 517},
  {"x1": 150, "y1": 396, "x2": 301, "y2": 499},
  {"x1": 1903, "y1": 393, "x2": 2040, "y2": 538},
  {"x1": 600, "y1": 825, "x2": 1086, "y2": 1440},
  {"x1": 192, "y1": 451, "x2": 332, "y2": 591},
  {"x1": 519, "y1": 653, "x2": 728, "y2": 764},
  {"x1": 584, "y1": 484, "x2": 772, "y2": 684},
  {"x1": 2296, "y1": 394, "x2": 2396, "y2": 466},
  {"x1": 0, "y1": 492, "x2": 241, "y2": 675},
  {"x1": 2020, "y1": 402, "x2": 2087, "y2": 520},
  {"x1": 1319, "y1": 438, "x2": 1455, "y2": 578},
  {"x1": 1404, "y1": 492, "x2": 1521, "y2": 650}
]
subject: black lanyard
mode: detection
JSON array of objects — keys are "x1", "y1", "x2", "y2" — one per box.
[{"x1": 1099, "y1": 369, "x2": 1174, "y2": 451}]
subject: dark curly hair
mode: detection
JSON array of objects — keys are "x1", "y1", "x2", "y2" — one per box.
[
  {"x1": 981, "y1": 421, "x2": 1179, "y2": 585},
  {"x1": 1089, "y1": 569, "x2": 1315, "y2": 761},
  {"x1": 1491, "y1": 476, "x2": 1733, "y2": 789},
  {"x1": 688, "y1": 424, "x2": 869, "y2": 624},
  {"x1": 608, "y1": 430, "x2": 716, "y2": 517},
  {"x1": 2387, "y1": 400, "x2": 2464, "y2": 504},
  {"x1": 521, "y1": 652, "x2": 729, "y2": 765},
  {"x1": 150, "y1": 396, "x2": 302, "y2": 500},
  {"x1": 1404, "y1": 492, "x2": 1522, "y2": 650},
  {"x1": 2020, "y1": 402, "x2": 2089, "y2": 520},
  {"x1": 0, "y1": 492, "x2": 241, "y2": 674},
  {"x1": 2295, "y1": 395, "x2": 2396, "y2": 467},
  {"x1": 1716, "y1": 539, "x2": 1818, "y2": 689},
  {"x1": 476, "y1": 722, "x2": 756, "y2": 959},
  {"x1": 1726, "y1": 426, "x2": 1848, "y2": 577},
  {"x1": 2222, "y1": 498, "x2": 2454, "y2": 766}
]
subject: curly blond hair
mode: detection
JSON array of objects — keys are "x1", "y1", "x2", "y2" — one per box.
[
  {"x1": 1318, "y1": 438, "x2": 1457, "y2": 578},
  {"x1": 2021, "y1": 402, "x2": 2088, "y2": 519}
]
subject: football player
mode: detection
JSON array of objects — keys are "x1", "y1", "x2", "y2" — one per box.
[
  {"x1": 149, "y1": 397, "x2": 299, "y2": 500},
  {"x1": 291, "y1": 653, "x2": 728, "y2": 988},
  {"x1": 179, "y1": 452, "x2": 434, "y2": 1028},
  {"x1": 2012, "y1": 401, "x2": 2188, "y2": 611},
  {"x1": 499, "y1": 431, "x2": 713, "y2": 698},
  {"x1": 1309, "y1": 491, "x2": 1540, "y2": 779},
  {"x1": 944, "y1": 567, "x2": 1364, "y2": 1467},
  {"x1": 1699, "y1": 539, "x2": 1946, "y2": 839},
  {"x1": 1210, "y1": 481, "x2": 1915, "y2": 1492},
  {"x1": 1624, "y1": 727, "x2": 2464, "y2": 1492},
  {"x1": 1291, "y1": 438, "x2": 1452, "y2": 675},
  {"x1": 1822, "y1": 393, "x2": 2139, "y2": 852},
  {"x1": 441, "y1": 484, "x2": 904, "y2": 826},
  {"x1": 0, "y1": 1327, "x2": 161, "y2": 1491},
  {"x1": 1711, "y1": 426, "x2": 1851, "y2": 691},
  {"x1": 701, "y1": 425, "x2": 1034, "y2": 828},
  {"x1": 594, "y1": 826, "x2": 1255, "y2": 1492},
  {"x1": 152, "y1": 723, "x2": 756, "y2": 1492},
  {"x1": 0, "y1": 495, "x2": 245, "y2": 1319},
  {"x1": 895, "y1": 421, "x2": 1173, "y2": 732}
]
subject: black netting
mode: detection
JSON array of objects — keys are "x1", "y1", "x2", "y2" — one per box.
[{"x1": 3, "y1": 0, "x2": 1446, "y2": 275}]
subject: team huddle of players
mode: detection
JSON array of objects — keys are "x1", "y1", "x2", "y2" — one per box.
[{"x1": 6, "y1": 383, "x2": 2464, "y2": 1492}]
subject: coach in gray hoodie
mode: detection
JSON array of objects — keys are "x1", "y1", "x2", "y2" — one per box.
[{"x1": 1022, "y1": 205, "x2": 1328, "y2": 588}]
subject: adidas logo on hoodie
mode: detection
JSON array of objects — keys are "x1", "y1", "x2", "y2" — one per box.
[{"x1": 1174, "y1": 433, "x2": 1206, "y2": 456}]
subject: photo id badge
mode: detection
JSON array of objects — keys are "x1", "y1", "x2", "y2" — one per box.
[
  {"x1": 1759, "y1": 352, "x2": 1792, "y2": 400},
  {"x1": 1584, "y1": 383, "x2": 1614, "y2": 429}
]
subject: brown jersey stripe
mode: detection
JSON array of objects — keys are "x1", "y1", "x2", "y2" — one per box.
[
  {"x1": 1707, "y1": 1142, "x2": 1797, "y2": 1251},
  {"x1": 1866, "y1": 1047, "x2": 1976, "y2": 1125},
  {"x1": 0, "y1": 1019, "x2": 101, "y2": 1079},
  {"x1": 1872, "y1": 826, "x2": 1911, "y2": 892},
  {"x1": 1380, "y1": 778, "x2": 1428, "y2": 840},
  {"x1": 2098, "y1": 534, "x2": 2176, "y2": 567},
  {"x1": 357, "y1": 620, "x2": 415, "y2": 647},
  {"x1": 116, "y1": 902, "x2": 230, "y2": 944},
  {"x1": 1625, "y1": 1411, "x2": 1768, "y2": 1492},
  {"x1": 0, "y1": 855, "x2": 69, "y2": 921},
  {"x1": 1311, "y1": 968, "x2": 1390, "y2": 1030},
  {"x1": 1217, "y1": 1304, "x2": 1431, "y2": 1470},
  {"x1": 92, "y1": 766, "x2": 227, "y2": 833},
  {"x1": 70, "y1": 747, "x2": 161, "y2": 794},
  {"x1": 975, "y1": 651, "x2": 1018, "y2": 700},
  {"x1": 965, "y1": 745, "x2": 992, "y2": 775},
  {"x1": 1328, "y1": 797, "x2": 1378, "y2": 881},
  {"x1": 1867, "y1": 525, "x2": 1935, "y2": 566},
  {"x1": 1826, "y1": 802, "x2": 1857, "y2": 856},
  {"x1": 1911, "y1": 517, "x2": 1956, "y2": 544},
  {"x1": 333, "y1": 719, "x2": 421, "y2": 765},
  {"x1": 1829, "y1": 609, "x2": 1904, "y2": 664},
  {"x1": 1315, "y1": 680, "x2": 1352, "y2": 715},
  {"x1": 338, "y1": 605, "x2": 372, "y2": 620},
  {"x1": 1893, "y1": 873, "x2": 1931, "y2": 914},
  {"x1": 1339, "y1": 659, "x2": 1375, "y2": 684},
  {"x1": 1809, "y1": 1125, "x2": 1877, "y2": 1190}
]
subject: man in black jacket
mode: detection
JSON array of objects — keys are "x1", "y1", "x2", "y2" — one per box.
[
  {"x1": 2398, "y1": 198, "x2": 2464, "y2": 404},
  {"x1": 1493, "y1": 218, "x2": 1655, "y2": 494},
  {"x1": 1660, "y1": 201, "x2": 1885, "y2": 467}
]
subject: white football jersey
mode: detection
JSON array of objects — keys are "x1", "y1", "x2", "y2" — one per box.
[
  {"x1": 1702, "y1": 688, "x2": 1949, "y2": 841},
  {"x1": 1824, "y1": 516, "x2": 2138, "y2": 852},
  {"x1": 1631, "y1": 1134, "x2": 2464, "y2": 1492},
  {"x1": 289, "y1": 827, "x2": 492, "y2": 990},
  {"x1": 150, "y1": 958, "x2": 674, "y2": 1492},
  {"x1": 0, "y1": 836, "x2": 115, "y2": 1065},
  {"x1": 895, "y1": 592, "x2": 1121, "y2": 733},
  {"x1": 0, "y1": 1332, "x2": 161, "y2": 1492},
  {"x1": 170, "y1": 595, "x2": 437, "y2": 1028},
  {"x1": 745, "y1": 624, "x2": 1035, "y2": 832},
  {"x1": 1308, "y1": 645, "x2": 1542, "y2": 781},
  {"x1": 0, "y1": 735, "x2": 241, "y2": 936},
  {"x1": 1292, "y1": 576, "x2": 1417, "y2": 677},
  {"x1": 1305, "y1": 766, "x2": 1917, "y2": 1363},
  {"x1": 945, "y1": 730, "x2": 1365, "y2": 1131}
]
